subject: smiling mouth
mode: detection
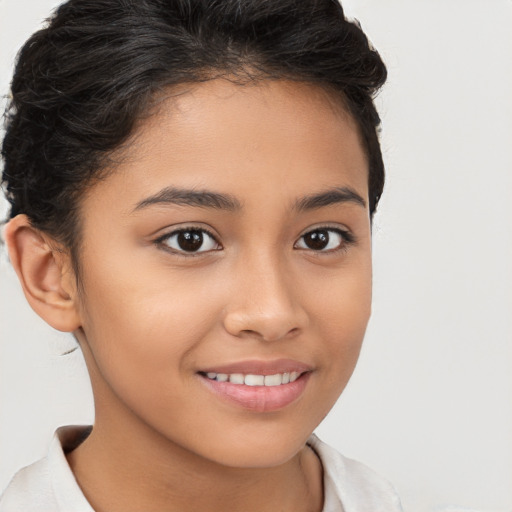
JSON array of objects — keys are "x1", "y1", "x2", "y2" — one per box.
[
  {"x1": 199, "y1": 371, "x2": 302, "y2": 386},
  {"x1": 197, "y1": 362, "x2": 312, "y2": 412}
]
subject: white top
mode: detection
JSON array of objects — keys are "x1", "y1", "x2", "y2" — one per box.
[{"x1": 0, "y1": 426, "x2": 403, "y2": 512}]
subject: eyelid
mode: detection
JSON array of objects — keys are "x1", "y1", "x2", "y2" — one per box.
[
  {"x1": 298, "y1": 223, "x2": 354, "y2": 239},
  {"x1": 294, "y1": 225, "x2": 355, "y2": 251},
  {"x1": 153, "y1": 225, "x2": 222, "y2": 255}
]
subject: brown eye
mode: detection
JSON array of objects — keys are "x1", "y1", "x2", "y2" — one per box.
[
  {"x1": 161, "y1": 228, "x2": 219, "y2": 253},
  {"x1": 295, "y1": 228, "x2": 350, "y2": 252},
  {"x1": 303, "y1": 230, "x2": 330, "y2": 250},
  {"x1": 177, "y1": 231, "x2": 203, "y2": 251}
]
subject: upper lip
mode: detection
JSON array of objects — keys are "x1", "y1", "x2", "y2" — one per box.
[{"x1": 199, "y1": 359, "x2": 313, "y2": 376}]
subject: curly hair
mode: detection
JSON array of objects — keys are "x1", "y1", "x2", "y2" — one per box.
[{"x1": 1, "y1": 0, "x2": 387, "y2": 265}]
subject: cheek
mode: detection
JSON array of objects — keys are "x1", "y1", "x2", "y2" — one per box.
[
  {"x1": 77, "y1": 253, "x2": 223, "y2": 392},
  {"x1": 305, "y1": 256, "x2": 372, "y2": 385}
]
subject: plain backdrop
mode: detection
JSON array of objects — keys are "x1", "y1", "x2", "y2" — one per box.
[{"x1": 0, "y1": 1, "x2": 511, "y2": 511}]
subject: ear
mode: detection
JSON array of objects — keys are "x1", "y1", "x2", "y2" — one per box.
[{"x1": 4, "y1": 214, "x2": 82, "y2": 332}]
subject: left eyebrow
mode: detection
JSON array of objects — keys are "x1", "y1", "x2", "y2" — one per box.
[{"x1": 294, "y1": 186, "x2": 367, "y2": 211}]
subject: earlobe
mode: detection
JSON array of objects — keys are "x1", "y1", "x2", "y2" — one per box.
[{"x1": 4, "y1": 214, "x2": 82, "y2": 332}]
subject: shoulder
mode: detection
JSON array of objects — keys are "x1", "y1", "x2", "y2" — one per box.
[
  {"x1": 0, "y1": 426, "x2": 94, "y2": 512},
  {"x1": 308, "y1": 434, "x2": 403, "y2": 512}
]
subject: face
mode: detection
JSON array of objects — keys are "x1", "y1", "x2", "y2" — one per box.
[{"x1": 73, "y1": 79, "x2": 372, "y2": 468}]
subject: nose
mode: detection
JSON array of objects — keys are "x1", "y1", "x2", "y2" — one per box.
[{"x1": 222, "y1": 254, "x2": 308, "y2": 342}]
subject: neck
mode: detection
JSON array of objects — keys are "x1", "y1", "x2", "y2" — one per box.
[{"x1": 66, "y1": 389, "x2": 323, "y2": 512}]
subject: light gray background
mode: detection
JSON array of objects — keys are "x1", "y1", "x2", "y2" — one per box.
[{"x1": 1, "y1": 1, "x2": 511, "y2": 511}]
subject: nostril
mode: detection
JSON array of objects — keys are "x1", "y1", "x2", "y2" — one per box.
[
  {"x1": 239, "y1": 329, "x2": 258, "y2": 338},
  {"x1": 237, "y1": 326, "x2": 300, "y2": 342}
]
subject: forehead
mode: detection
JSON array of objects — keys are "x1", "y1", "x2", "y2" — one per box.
[{"x1": 85, "y1": 79, "x2": 369, "y2": 211}]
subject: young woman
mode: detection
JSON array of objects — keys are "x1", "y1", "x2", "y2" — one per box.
[{"x1": 0, "y1": 0, "x2": 401, "y2": 510}]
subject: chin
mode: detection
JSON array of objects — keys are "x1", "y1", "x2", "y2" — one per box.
[
  {"x1": 211, "y1": 446, "x2": 304, "y2": 469},
  {"x1": 189, "y1": 425, "x2": 314, "y2": 469}
]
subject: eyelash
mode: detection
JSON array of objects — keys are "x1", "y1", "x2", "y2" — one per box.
[
  {"x1": 154, "y1": 227, "x2": 221, "y2": 256},
  {"x1": 294, "y1": 226, "x2": 355, "y2": 253},
  {"x1": 154, "y1": 225, "x2": 355, "y2": 256}
]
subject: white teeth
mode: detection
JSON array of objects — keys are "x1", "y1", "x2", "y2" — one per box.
[
  {"x1": 204, "y1": 371, "x2": 303, "y2": 386},
  {"x1": 245, "y1": 374, "x2": 265, "y2": 386},
  {"x1": 229, "y1": 373, "x2": 245, "y2": 385},
  {"x1": 264, "y1": 374, "x2": 282, "y2": 386}
]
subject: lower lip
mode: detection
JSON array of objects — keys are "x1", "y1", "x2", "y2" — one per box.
[{"x1": 199, "y1": 373, "x2": 311, "y2": 413}]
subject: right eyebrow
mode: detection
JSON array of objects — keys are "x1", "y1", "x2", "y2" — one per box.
[{"x1": 131, "y1": 186, "x2": 242, "y2": 213}]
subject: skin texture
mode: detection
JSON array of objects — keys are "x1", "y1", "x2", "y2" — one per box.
[{"x1": 6, "y1": 79, "x2": 372, "y2": 512}]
